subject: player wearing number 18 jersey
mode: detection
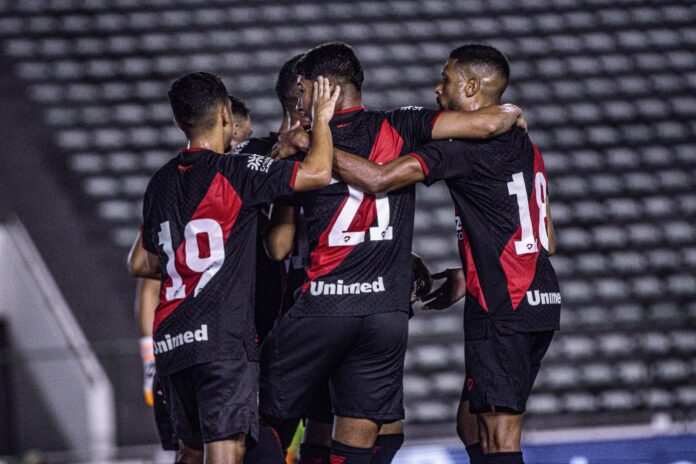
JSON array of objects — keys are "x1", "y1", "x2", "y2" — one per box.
[
  {"x1": 140, "y1": 72, "x2": 339, "y2": 463},
  {"x1": 332, "y1": 44, "x2": 558, "y2": 464}
]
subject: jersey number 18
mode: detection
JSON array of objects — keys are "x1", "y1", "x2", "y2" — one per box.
[{"x1": 507, "y1": 171, "x2": 549, "y2": 255}]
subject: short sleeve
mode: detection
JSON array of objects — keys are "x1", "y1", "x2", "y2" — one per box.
[
  {"x1": 223, "y1": 154, "x2": 299, "y2": 207},
  {"x1": 409, "y1": 139, "x2": 474, "y2": 186},
  {"x1": 386, "y1": 106, "x2": 445, "y2": 150}
]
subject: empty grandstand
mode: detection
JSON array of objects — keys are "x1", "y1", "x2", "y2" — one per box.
[{"x1": 0, "y1": 0, "x2": 694, "y2": 462}]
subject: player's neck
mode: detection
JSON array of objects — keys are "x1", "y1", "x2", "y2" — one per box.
[
  {"x1": 337, "y1": 88, "x2": 362, "y2": 113},
  {"x1": 187, "y1": 133, "x2": 226, "y2": 154},
  {"x1": 471, "y1": 97, "x2": 500, "y2": 111}
]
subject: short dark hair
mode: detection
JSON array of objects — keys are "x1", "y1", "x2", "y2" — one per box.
[
  {"x1": 229, "y1": 95, "x2": 250, "y2": 119},
  {"x1": 168, "y1": 72, "x2": 229, "y2": 137},
  {"x1": 449, "y1": 44, "x2": 510, "y2": 94},
  {"x1": 297, "y1": 42, "x2": 364, "y2": 91},
  {"x1": 275, "y1": 54, "x2": 304, "y2": 113}
]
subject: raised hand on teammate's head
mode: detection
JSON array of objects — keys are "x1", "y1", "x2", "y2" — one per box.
[
  {"x1": 421, "y1": 267, "x2": 466, "y2": 310},
  {"x1": 311, "y1": 76, "x2": 341, "y2": 127},
  {"x1": 272, "y1": 121, "x2": 310, "y2": 160}
]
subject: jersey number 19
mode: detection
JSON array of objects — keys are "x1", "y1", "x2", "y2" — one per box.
[{"x1": 158, "y1": 219, "x2": 226, "y2": 301}]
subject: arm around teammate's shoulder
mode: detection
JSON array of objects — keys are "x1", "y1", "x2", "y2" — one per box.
[
  {"x1": 292, "y1": 77, "x2": 341, "y2": 192},
  {"x1": 333, "y1": 150, "x2": 425, "y2": 195},
  {"x1": 432, "y1": 104, "x2": 525, "y2": 140}
]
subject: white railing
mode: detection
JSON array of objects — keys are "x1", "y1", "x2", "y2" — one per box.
[{"x1": 0, "y1": 217, "x2": 115, "y2": 459}]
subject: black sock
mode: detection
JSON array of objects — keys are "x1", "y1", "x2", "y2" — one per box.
[
  {"x1": 371, "y1": 434, "x2": 404, "y2": 464},
  {"x1": 243, "y1": 422, "x2": 285, "y2": 464},
  {"x1": 330, "y1": 440, "x2": 373, "y2": 464},
  {"x1": 299, "y1": 443, "x2": 331, "y2": 464},
  {"x1": 484, "y1": 451, "x2": 524, "y2": 464},
  {"x1": 466, "y1": 443, "x2": 485, "y2": 464}
]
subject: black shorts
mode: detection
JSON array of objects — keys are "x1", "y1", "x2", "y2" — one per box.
[
  {"x1": 161, "y1": 358, "x2": 259, "y2": 444},
  {"x1": 153, "y1": 375, "x2": 178, "y2": 451},
  {"x1": 464, "y1": 328, "x2": 554, "y2": 414},
  {"x1": 260, "y1": 311, "x2": 408, "y2": 422}
]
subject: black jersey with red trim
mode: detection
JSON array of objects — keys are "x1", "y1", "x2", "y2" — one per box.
[
  {"x1": 141, "y1": 148, "x2": 299, "y2": 375},
  {"x1": 289, "y1": 105, "x2": 441, "y2": 317},
  {"x1": 235, "y1": 134, "x2": 286, "y2": 341},
  {"x1": 411, "y1": 127, "x2": 561, "y2": 336},
  {"x1": 232, "y1": 132, "x2": 277, "y2": 157}
]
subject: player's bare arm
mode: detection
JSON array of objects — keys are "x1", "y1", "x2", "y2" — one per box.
[
  {"x1": 127, "y1": 231, "x2": 149, "y2": 277},
  {"x1": 291, "y1": 77, "x2": 341, "y2": 191},
  {"x1": 333, "y1": 149, "x2": 425, "y2": 196},
  {"x1": 264, "y1": 204, "x2": 297, "y2": 261},
  {"x1": 432, "y1": 103, "x2": 525, "y2": 139}
]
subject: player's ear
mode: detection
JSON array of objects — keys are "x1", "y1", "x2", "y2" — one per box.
[
  {"x1": 464, "y1": 78, "x2": 480, "y2": 97},
  {"x1": 221, "y1": 103, "x2": 232, "y2": 126}
]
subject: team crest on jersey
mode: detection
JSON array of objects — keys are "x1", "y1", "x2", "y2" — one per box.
[{"x1": 246, "y1": 154, "x2": 273, "y2": 173}]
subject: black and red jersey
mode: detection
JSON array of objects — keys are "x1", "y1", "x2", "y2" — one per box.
[
  {"x1": 411, "y1": 127, "x2": 561, "y2": 336},
  {"x1": 288, "y1": 106, "x2": 442, "y2": 317},
  {"x1": 232, "y1": 132, "x2": 277, "y2": 157},
  {"x1": 141, "y1": 148, "x2": 299, "y2": 375}
]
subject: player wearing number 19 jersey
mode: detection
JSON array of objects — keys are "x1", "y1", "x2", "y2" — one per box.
[
  {"x1": 140, "y1": 72, "x2": 339, "y2": 462},
  {"x1": 332, "y1": 45, "x2": 558, "y2": 464}
]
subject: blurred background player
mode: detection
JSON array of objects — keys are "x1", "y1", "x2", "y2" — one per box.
[
  {"x1": 229, "y1": 95, "x2": 253, "y2": 150},
  {"x1": 330, "y1": 44, "x2": 559, "y2": 464},
  {"x1": 261, "y1": 42, "x2": 523, "y2": 464},
  {"x1": 137, "y1": 72, "x2": 340, "y2": 464}
]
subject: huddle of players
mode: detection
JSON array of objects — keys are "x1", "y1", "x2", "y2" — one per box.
[{"x1": 129, "y1": 41, "x2": 560, "y2": 464}]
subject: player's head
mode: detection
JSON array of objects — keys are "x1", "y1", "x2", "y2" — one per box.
[
  {"x1": 229, "y1": 95, "x2": 253, "y2": 149},
  {"x1": 168, "y1": 72, "x2": 233, "y2": 147},
  {"x1": 296, "y1": 42, "x2": 363, "y2": 119},
  {"x1": 276, "y1": 54, "x2": 311, "y2": 129},
  {"x1": 436, "y1": 44, "x2": 510, "y2": 112}
]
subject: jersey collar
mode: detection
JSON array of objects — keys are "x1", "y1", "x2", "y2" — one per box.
[
  {"x1": 330, "y1": 105, "x2": 365, "y2": 125},
  {"x1": 178, "y1": 147, "x2": 211, "y2": 165}
]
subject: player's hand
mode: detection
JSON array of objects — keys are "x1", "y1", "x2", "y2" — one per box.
[
  {"x1": 421, "y1": 267, "x2": 466, "y2": 310},
  {"x1": 500, "y1": 103, "x2": 524, "y2": 133},
  {"x1": 312, "y1": 76, "x2": 341, "y2": 126},
  {"x1": 411, "y1": 255, "x2": 433, "y2": 304},
  {"x1": 272, "y1": 121, "x2": 310, "y2": 160},
  {"x1": 140, "y1": 336, "x2": 156, "y2": 407},
  {"x1": 515, "y1": 113, "x2": 528, "y2": 132}
]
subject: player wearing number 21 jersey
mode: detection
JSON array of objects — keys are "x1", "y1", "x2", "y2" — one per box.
[{"x1": 140, "y1": 72, "x2": 339, "y2": 460}]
